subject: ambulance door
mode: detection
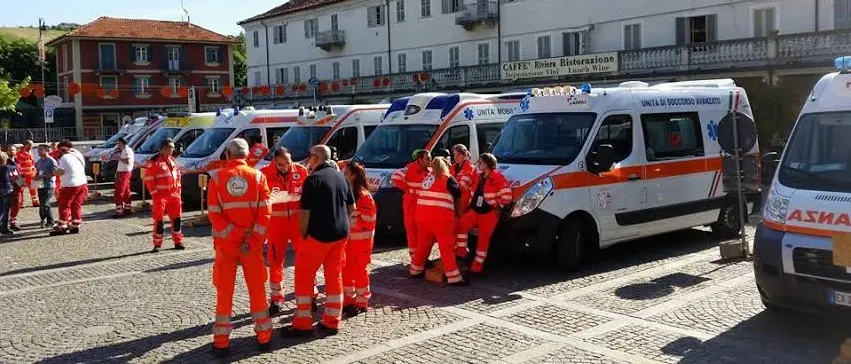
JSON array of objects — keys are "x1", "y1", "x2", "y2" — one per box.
[
  {"x1": 327, "y1": 125, "x2": 359, "y2": 160},
  {"x1": 587, "y1": 113, "x2": 646, "y2": 243},
  {"x1": 434, "y1": 123, "x2": 472, "y2": 155}
]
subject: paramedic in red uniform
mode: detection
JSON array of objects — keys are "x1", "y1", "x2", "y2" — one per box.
[
  {"x1": 261, "y1": 147, "x2": 310, "y2": 316},
  {"x1": 450, "y1": 144, "x2": 477, "y2": 258},
  {"x1": 247, "y1": 135, "x2": 269, "y2": 166},
  {"x1": 207, "y1": 138, "x2": 273, "y2": 357},
  {"x1": 391, "y1": 149, "x2": 431, "y2": 262},
  {"x1": 7, "y1": 145, "x2": 21, "y2": 231},
  {"x1": 16, "y1": 140, "x2": 39, "y2": 208},
  {"x1": 143, "y1": 139, "x2": 184, "y2": 252},
  {"x1": 457, "y1": 153, "x2": 512, "y2": 274},
  {"x1": 342, "y1": 161, "x2": 377, "y2": 315},
  {"x1": 409, "y1": 157, "x2": 468, "y2": 286},
  {"x1": 51, "y1": 141, "x2": 88, "y2": 236}
]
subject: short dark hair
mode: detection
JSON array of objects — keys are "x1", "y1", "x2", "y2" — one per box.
[
  {"x1": 38, "y1": 144, "x2": 50, "y2": 150},
  {"x1": 58, "y1": 140, "x2": 73, "y2": 149},
  {"x1": 117, "y1": 137, "x2": 128, "y2": 145},
  {"x1": 161, "y1": 138, "x2": 175, "y2": 149},
  {"x1": 251, "y1": 135, "x2": 263, "y2": 144},
  {"x1": 414, "y1": 149, "x2": 430, "y2": 160},
  {"x1": 273, "y1": 147, "x2": 291, "y2": 158},
  {"x1": 478, "y1": 153, "x2": 497, "y2": 170}
]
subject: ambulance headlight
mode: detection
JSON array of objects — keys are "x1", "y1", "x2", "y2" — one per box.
[
  {"x1": 511, "y1": 177, "x2": 553, "y2": 218},
  {"x1": 762, "y1": 185, "x2": 790, "y2": 225}
]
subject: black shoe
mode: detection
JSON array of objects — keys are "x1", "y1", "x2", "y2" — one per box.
[
  {"x1": 268, "y1": 302, "x2": 282, "y2": 317},
  {"x1": 311, "y1": 300, "x2": 319, "y2": 313},
  {"x1": 49, "y1": 228, "x2": 67, "y2": 236},
  {"x1": 111, "y1": 213, "x2": 125, "y2": 219},
  {"x1": 211, "y1": 346, "x2": 231, "y2": 358},
  {"x1": 10, "y1": 225, "x2": 21, "y2": 232},
  {"x1": 1, "y1": 230, "x2": 13, "y2": 235},
  {"x1": 256, "y1": 341, "x2": 271, "y2": 352},
  {"x1": 279, "y1": 325, "x2": 313, "y2": 338},
  {"x1": 409, "y1": 272, "x2": 425, "y2": 279},
  {"x1": 342, "y1": 305, "x2": 358, "y2": 319},
  {"x1": 446, "y1": 279, "x2": 471, "y2": 287},
  {"x1": 173, "y1": 244, "x2": 185, "y2": 250},
  {"x1": 69, "y1": 227, "x2": 80, "y2": 234},
  {"x1": 424, "y1": 259, "x2": 436, "y2": 269},
  {"x1": 315, "y1": 323, "x2": 338, "y2": 337},
  {"x1": 151, "y1": 247, "x2": 160, "y2": 253}
]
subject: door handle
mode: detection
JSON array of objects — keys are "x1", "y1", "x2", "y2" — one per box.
[{"x1": 627, "y1": 174, "x2": 641, "y2": 181}]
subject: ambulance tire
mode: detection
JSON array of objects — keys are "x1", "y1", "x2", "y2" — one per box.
[
  {"x1": 711, "y1": 201, "x2": 741, "y2": 238},
  {"x1": 555, "y1": 218, "x2": 596, "y2": 272}
]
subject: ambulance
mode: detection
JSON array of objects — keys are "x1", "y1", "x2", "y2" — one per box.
[
  {"x1": 176, "y1": 108, "x2": 299, "y2": 205},
  {"x1": 85, "y1": 115, "x2": 163, "y2": 180},
  {"x1": 488, "y1": 80, "x2": 760, "y2": 271},
  {"x1": 354, "y1": 92, "x2": 522, "y2": 235},
  {"x1": 755, "y1": 57, "x2": 851, "y2": 312},
  {"x1": 256, "y1": 104, "x2": 389, "y2": 169}
]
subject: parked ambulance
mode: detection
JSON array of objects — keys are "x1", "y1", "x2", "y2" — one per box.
[
  {"x1": 85, "y1": 115, "x2": 163, "y2": 180},
  {"x1": 755, "y1": 57, "x2": 851, "y2": 312},
  {"x1": 176, "y1": 108, "x2": 298, "y2": 205},
  {"x1": 489, "y1": 80, "x2": 760, "y2": 271},
  {"x1": 353, "y1": 92, "x2": 522, "y2": 234},
  {"x1": 256, "y1": 104, "x2": 389, "y2": 169}
]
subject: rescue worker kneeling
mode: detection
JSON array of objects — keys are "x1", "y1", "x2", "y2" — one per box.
[
  {"x1": 207, "y1": 138, "x2": 273, "y2": 357},
  {"x1": 409, "y1": 157, "x2": 468, "y2": 286},
  {"x1": 342, "y1": 161, "x2": 377, "y2": 315},
  {"x1": 457, "y1": 153, "x2": 512, "y2": 274}
]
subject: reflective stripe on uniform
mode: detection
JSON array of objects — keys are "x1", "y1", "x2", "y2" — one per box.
[
  {"x1": 212, "y1": 324, "x2": 232, "y2": 335},
  {"x1": 208, "y1": 205, "x2": 222, "y2": 213},
  {"x1": 360, "y1": 214, "x2": 376, "y2": 222},
  {"x1": 295, "y1": 296, "x2": 313, "y2": 304},
  {"x1": 221, "y1": 201, "x2": 263, "y2": 209},
  {"x1": 252, "y1": 224, "x2": 267, "y2": 235},
  {"x1": 271, "y1": 210, "x2": 292, "y2": 217},
  {"x1": 250, "y1": 311, "x2": 269, "y2": 321},
  {"x1": 325, "y1": 294, "x2": 343, "y2": 304},
  {"x1": 255, "y1": 320, "x2": 273, "y2": 331},
  {"x1": 212, "y1": 224, "x2": 234, "y2": 239},
  {"x1": 350, "y1": 231, "x2": 375, "y2": 240},
  {"x1": 293, "y1": 309, "x2": 311, "y2": 318},
  {"x1": 324, "y1": 307, "x2": 342, "y2": 317},
  {"x1": 417, "y1": 199, "x2": 454, "y2": 210}
]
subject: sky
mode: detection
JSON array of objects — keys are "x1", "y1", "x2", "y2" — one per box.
[{"x1": 0, "y1": 0, "x2": 287, "y2": 36}]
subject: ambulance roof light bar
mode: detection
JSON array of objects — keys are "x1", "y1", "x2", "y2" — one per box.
[
  {"x1": 527, "y1": 85, "x2": 582, "y2": 97},
  {"x1": 835, "y1": 56, "x2": 851, "y2": 74}
]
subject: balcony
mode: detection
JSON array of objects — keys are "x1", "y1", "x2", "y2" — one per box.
[
  {"x1": 315, "y1": 30, "x2": 346, "y2": 51},
  {"x1": 251, "y1": 30, "x2": 851, "y2": 102},
  {"x1": 455, "y1": 1, "x2": 498, "y2": 31}
]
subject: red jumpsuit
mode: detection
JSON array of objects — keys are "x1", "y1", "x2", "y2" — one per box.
[
  {"x1": 343, "y1": 191, "x2": 377, "y2": 308},
  {"x1": 15, "y1": 149, "x2": 38, "y2": 207},
  {"x1": 261, "y1": 162, "x2": 309, "y2": 304},
  {"x1": 207, "y1": 159, "x2": 273, "y2": 350},
  {"x1": 451, "y1": 159, "x2": 477, "y2": 257},
  {"x1": 247, "y1": 143, "x2": 269, "y2": 167},
  {"x1": 143, "y1": 155, "x2": 184, "y2": 248},
  {"x1": 458, "y1": 170, "x2": 512, "y2": 273},
  {"x1": 391, "y1": 161, "x2": 430, "y2": 260},
  {"x1": 409, "y1": 174, "x2": 463, "y2": 284}
]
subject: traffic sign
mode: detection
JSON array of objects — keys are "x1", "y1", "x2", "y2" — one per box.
[
  {"x1": 44, "y1": 95, "x2": 62, "y2": 108},
  {"x1": 44, "y1": 108, "x2": 54, "y2": 124},
  {"x1": 308, "y1": 78, "x2": 320, "y2": 85}
]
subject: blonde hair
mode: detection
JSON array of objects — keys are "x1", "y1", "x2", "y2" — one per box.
[
  {"x1": 431, "y1": 156, "x2": 450, "y2": 177},
  {"x1": 0, "y1": 152, "x2": 7, "y2": 166}
]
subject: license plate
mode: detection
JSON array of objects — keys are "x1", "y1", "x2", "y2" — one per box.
[
  {"x1": 832, "y1": 233, "x2": 851, "y2": 268},
  {"x1": 829, "y1": 290, "x2": 851, "y2": 307}
]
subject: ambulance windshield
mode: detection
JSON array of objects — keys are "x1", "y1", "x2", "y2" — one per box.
[
  {"x1": 353, "y1": 124, "x2": 438, "y2": 168},
  {"x1": 137, "y1": 128, "x2": 181, "y2": 154},
  {"x1": 491, "y1": 112, "x2": 597, "y2": 165},
  {"x1": 100, "y1": 132, "x2": 129, "y2": 149},
  {"x1": 779, "y1": 112, "x2": 851, "y2": 192},
  {"x1": 267, "y1": 126, "x2": 332, "y2": 162},
  {"x1": 181, "y1": 128, "x2": 235, "y2": 158}
]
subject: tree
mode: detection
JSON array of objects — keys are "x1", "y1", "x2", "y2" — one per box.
[
  {"x1": 0, "y1": 34, "x2": 56, "y2": 95},
  {"x1": 0, "y1": 78, "x2": 29, "y2": 112},
  {"x1": 234, "y1": 32, "x2": 247, "y2": 87}
]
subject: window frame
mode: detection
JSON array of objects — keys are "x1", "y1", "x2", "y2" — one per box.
[
  {"x1": 169, "y1": 77, "x2": 182, "y2": 95},
  {"x1": 309, "y1": 64, "x2": 317, "y2": 80},
  {"x1": 592, "y1": 114, "x2": 634, "y2": 163},
  {"x1": 421, "y1": 0, "x2": 432, "y2": 18},
  {"x1": 351, "y1": 59, "x2": 360, "y2": 78},
  {"x1": 751, "y1": 4, "x2": 778, "y2": 37},
  {"x1": 304, "y1": 18, "x2": 318, "y2": 38},
  {"x1": 374, "y1": 56, "x2": 383, "y2": 75},
  {"x1": 639, "y1": 112, "x2": 705, "y2": 161},
  {"x1": 504, "y1": 39, "x2": 520, "y2": 62},
  {"x1": 332, "y1": 61, "x2": 341, "y2": 79},
  {"x1": 134, "y1": 44, "x2": 150, "y2": 65},
  {"x1": 204, "y1": 46, "x2": 220, "y2": 66},
  {"x1": 98, "y1": 43, "x2": 116, "y2": 70},
  {"x1": 397, "y1": 0, "x2": 406, "y2": 22},
  {"x1": 328, "y1": 126, "x2": 359, "y2": 160},
  {"x1": 477, "y1": 42, "x2": 490, "y2": 65},
  {"x1": 448, "y1": 46, "x2": 460, "y2": 68},
  {"x1": 435, "y1": 124, "x2": 471, "y2": 152},
  {"x1": 273, "y1": 24, "x2": 287, "y2": 44},
  {"x1": 421, "y1": 49, "x2": 433, "y2": 70},
  {"x1": 252, "y1": 30, "x2": 260, "y2": 47},
  {"x1": 536, "y1": 35, "x2": 552, "y2": 58},
  {"x1": 206, "y1": 76, "x2": 222, "y2": 95},
  {"x1": 397, "y1": 53, "x2": 407, "y2": 73},
  {"x1": 134, "y1": 76, "x2": 151, "y2": 97},
  {"x1": 623, "y1": 22, "x2": 642, "y2": 50}
]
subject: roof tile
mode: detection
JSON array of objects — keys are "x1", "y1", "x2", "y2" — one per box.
[
  {"x1": 239, "y1": 0, "x2": 347, "y2": 25},
  {"x1": 47, "y1": 16, "x2": 237, "y2": 46}
]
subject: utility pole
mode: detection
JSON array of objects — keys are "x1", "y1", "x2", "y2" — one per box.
[{"x1": 39, "y1": 18, "x2": 48, "y2": 143}]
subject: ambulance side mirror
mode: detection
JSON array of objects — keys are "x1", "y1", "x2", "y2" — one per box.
[
  {"x1": 587, "y1": 144, "x2": 615, "y2": 174},
  {"x1": 330, "y1": 146, "x2": 339, "y2": 161}
]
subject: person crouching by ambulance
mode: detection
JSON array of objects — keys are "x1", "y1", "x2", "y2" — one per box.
[
  {"x1": 450, "y1": 144, "x2": 477, "y2": 258},
  {"x1": 143, "y1": 139, "x2": 184, "y2": 252},
  {"x1": 261, "y1": 147, "x2": 313, "y2": 317},
  {"x1": 342, "y1": 161, "x2": 377, "y2": 316},
  {"x1": 457, "y1": 153, "x2": 512, "y2": 274},
  {"x1": 409, "y1": 157, "x2": 468, "y2": 286},
  {"x1": 391, "y1": 149, "x2": 431, "y2": 262}
]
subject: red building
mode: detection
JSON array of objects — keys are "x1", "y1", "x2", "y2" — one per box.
[{"x1": 47, "y1": 17, "x2": 238, "y2": 137}]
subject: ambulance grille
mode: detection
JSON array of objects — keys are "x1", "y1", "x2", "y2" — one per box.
[
  {"x1": 815, "y1": 194, "x2": 851, "y2": 203},
  {"x1": 793, "y1": 248, "x2": 851, "y2": 282}
]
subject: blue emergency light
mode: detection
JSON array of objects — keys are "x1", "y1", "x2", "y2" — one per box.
[
  {"x1": 581, "y1": 84, "x2": 592, "y2": 93},
  {"x1": 835, "y1": 56, "x2": 851, "y2": 70},
  {"x1": 215, "y1": 108, "x2": 221, "y2": 117},
  {"x1": 234, "y1": 106, "x2": 240, "y2": 115}
]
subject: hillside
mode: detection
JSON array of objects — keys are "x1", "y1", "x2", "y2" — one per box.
[{"x1": 0, "y1": 27, "x2": 66, "y2": 43}]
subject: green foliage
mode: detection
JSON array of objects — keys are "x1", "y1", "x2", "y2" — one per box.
[
  {"x1": 0, "y1": 77, "x2": 30, "y2": 112},
  {"x1": 234, "y1": 32, "x2": 247, "y2": 87},
  {"x1": 0, "y1": 34, "x2": 56, "y2": 95}
]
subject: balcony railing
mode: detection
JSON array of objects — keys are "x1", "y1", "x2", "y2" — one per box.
[
  {"x1": 315, "y1": 30, "x2": 346, "y2": 51},
  {"x1": 249, "y1": 30, "x2": 851, "y2": 102},
  {"x1": 456, "y1": 1, "x2": 498, "y2": 30}
]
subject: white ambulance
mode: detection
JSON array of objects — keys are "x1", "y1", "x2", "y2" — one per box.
[
  {"x1": 256, "y1": 104, "x2": 390, "y2": 169},
  {"x1": 86, "y1": 115, "x2": 164, "y2": 181},
  {"x1": 176, "y1": 108, "x2": 299, "y2": 205},
  {"x1": 489, "y1": 80, "x2": 760, "y2": 271},
  {"x1": 353, "y1": 92, "x2": 522, "y2": 235},
  {"x1": 755, "y1": 57, "x2": 851, "y2": 312}
]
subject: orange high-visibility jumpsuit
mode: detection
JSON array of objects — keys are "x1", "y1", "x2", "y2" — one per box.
[
  {"x1": 207, "y1": 159, "x2": 273, "y2": 350},
  {"x1": 343, "y1": 191, "x2": 377, "y2": 309},
  {"x1": 391, "y1": 161, "x2": 429, "y2": 260},
  {"x1": 458, "y1": 170, "x2": 512, "y2": 273},
  {"x1": 15, "y1": 149, "x2": 38, "y2": 207},
  {"x1": 261, "y1": 162, "x2": 309, "y2": 304},
  {"x1": 409, "y1": 174, "x2": 463, "y2": 284},
  {"x1": 247, "y1": 143, "x2": 269, "y2": 167},
  {"x1": 451, "y1": 159, "x2": 477, "y2": 257},
  {"x1": 143, "y1": 155, "x2": 184, "y2": 249}
]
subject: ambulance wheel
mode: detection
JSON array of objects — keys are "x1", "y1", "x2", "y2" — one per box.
[
  {"x1": 555, "y1": 219, "x2": 587, "y2": 272},
  {"x1": 711, "y1": 201, "x2": 741, "y2": 238}
]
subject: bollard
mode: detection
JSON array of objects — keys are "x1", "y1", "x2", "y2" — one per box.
[
  {"x1": 134, "y1": 168, "x2": 150, "y2": 212},
  {"x1": 91, "y1": 162, "x2": 102, "y2": 198},
  {"x1": 189, "y1": 174, "x2": 210, "y2": 227}
]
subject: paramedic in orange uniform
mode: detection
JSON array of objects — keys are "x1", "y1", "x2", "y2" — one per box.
[
  {"x1": 207, "y1": 138, "x2": 273, "y2": 357},
  {"x1": 281, "y1": 145, "x2": 355, "y2": 338},
  {"x1": 342, "y1": 161, "x2": 377, "y2": 315},
  {"x1": 450, "y1": 144, "x2": 477, "y2": 258},
  {"x1": 457, "y1": 153, "x2": 512, "y2": 274},
  {"x1": 391, "y1": 149, "x2": 431, "y2": 261},
  {"x1": 247, "y1": 135, "x2": 269, "y2": 166},
  {"x1": 261, "y1": 147, "x2": 310, "y2": 316},
  {"x1": 16, "y1": 140, "x2": 39, "y2": 207},
  {"x1": 143, "y1": 139, "x2": 184, "y2": 252},
  {"x1": 409, "y1": 157, "x2": 468, "y2": 286}
]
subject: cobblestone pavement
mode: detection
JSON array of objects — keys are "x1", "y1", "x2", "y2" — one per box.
[{"x1": 0, "y1": 190, "x2": 848, "y2": 364}]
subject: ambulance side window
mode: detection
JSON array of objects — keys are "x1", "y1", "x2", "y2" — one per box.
[
  {"x1": 363, "y1": 126, "x2": 377, "y2": 138},
  {"x1": 476, "y1": 123, "x2": 504, "y2": 153},
  {"x1": 592, "y1": 115, "x2": 633, "y2": 163},
  {"x1": 435, "y1": 125, "x2": 470, "y2": 151},
  {"x1": 328, "y1": 127, "x2": 358, "y2": 160},
  {"x1": 238, "y1": 128, "x2": 262, "y2": 145},
  {"x1": 640, "y1": 112, "x2": 704, "y2": 161},
  {"x1": 266, "y1": 127, "x2": 290, "y2": 148}
]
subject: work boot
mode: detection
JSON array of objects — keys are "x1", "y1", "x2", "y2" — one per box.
[
  {"x1": 256, "y1": 341, "x2": 271, "y2": 352},
  {"x1": 111, "y1": 213, "x2": 125, "y2": 219},
  {"x1": 424, "y1": 259, "x2": 436, "y2": 269},
  {"x1": 311, "y1": 301, "x2": 319, "y2": 313},
  {"x1": 342, "y1": 305, "x2": 359, "y2": 318},
  {"x1": 151, "y1": 247, "x2": 161, "y2": 253},
  {"x1": 173, "y1": 244, "x2": 185, "y2": 250},
  {"x1": 279, "y1": 325, "x2": 313, "y2": 338},
  {"x1": 409, "y1": 271, "x2": 425, "y2": 279},
  {"x1": 456, "y1": 247, "x2": 469, "y2": 259},
  {"x1": 49, "y1": 228, "x2": 67, "y2": 236},
  {"x1": 9, "y1": 224, "x2": 20, "y2": 232},
  {"x1": 69, "y1": 226, "x2": 80, "y2": 234},
  {"x1": 315, "y1": 323, "x2": 338, "y2": 337},
  {"x1": 211, "y1": 346, "x2": 231, "y2": 358},
  {"x1": 268, "y1": 302, "x2": 282, "y2": 317}
]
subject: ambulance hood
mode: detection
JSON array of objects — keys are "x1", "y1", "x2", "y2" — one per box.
[
  {"x1": 497, "y1": 164, "x2": 561, "y2": 191},
  {"x1": 775, "y1": 183, "x2": 851, "y2": 234}
]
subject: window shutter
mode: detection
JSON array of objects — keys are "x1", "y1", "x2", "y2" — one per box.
[
  {"x1": 675, "y1": 17, "x2": 686, "y2": 45},
  {"x1": 304, "y1": 21, "x2": 310, "y2": 37},
  {"x1": 707, "y1": 14, "x2": 717, "y2": 41},
  {"x1": 179, "y1": 47, "x2": 185, "y2": 67},
  {"x1": 368, "y1": 7, "x2": 376, "y2": 27},
  {"x1": 837, "y1": 0, "x2": 849, "y2": 30},
  {"x1": 580, "y1": 31, "x2": 588, "y2": 54},
  {"x1": 442, "y1": 0, "x2": 449, "y2": 14},
  {"x1": 766, "y1": 8, "x2": 776, "y2": 33},
  {"x1": 623, "y1": 26, "x2": 631, "y2": 49},
  {"x1": 754, "y1": 10, "x2": 764, "y2": 37},
  {"x1": 163, "y1": 47, "x2": 169, "y2": 69},
  {"x1": 632, "y1": 25, "x2": 641, "y2": 48},
  {"x1": 147, "y1": 46, "x2": 153, "y2": 62},
  {"x1": 130, "y1": 45, "x2": 136, "y2": 63}
]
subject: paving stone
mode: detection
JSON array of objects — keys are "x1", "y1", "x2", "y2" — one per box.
[
  {"x1": 527, "y1": 345, "x2": 623, "y2": 364},
  {"x1": 503, "y1": 304, "x2": 611, "y2": 337}
]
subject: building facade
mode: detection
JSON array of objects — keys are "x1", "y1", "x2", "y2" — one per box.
[
  {"x1": 239, "y1": 0, "x2": 851, "y2": 107},
  {"x1": 48, "y1": 17, "x2": 237, "y2": 138}
]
